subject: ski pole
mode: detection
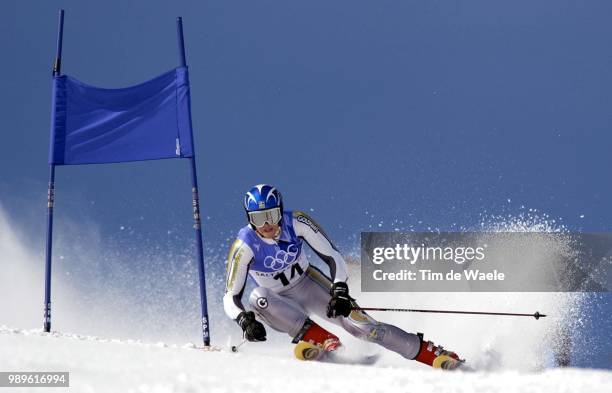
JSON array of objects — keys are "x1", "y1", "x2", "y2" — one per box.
[
  {"x1": 231, "y1": 339, "x2": 247, "y2": 353},
  {"x1": 354, "y1": 307, "x2": 546, "y2": 320}
]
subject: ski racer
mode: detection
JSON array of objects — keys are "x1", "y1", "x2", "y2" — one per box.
[{"x1": 223, "y1": 184, "x2": 463, "y2": 369}]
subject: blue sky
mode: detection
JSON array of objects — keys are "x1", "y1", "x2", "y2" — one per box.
[
  {"x1": 2, "y1": 1, "x2": 612, "y2": 239},
  {"x1": 1, "y1": 1, "x2": 611, "y2": 366}
]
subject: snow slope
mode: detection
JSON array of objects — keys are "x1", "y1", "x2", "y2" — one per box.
[
  {"x1": 1, "y1": 326, "x2": 611, "y2": 393},
  {"x1": 1, "y1": 202, "x2": 610, "y2": 391}
]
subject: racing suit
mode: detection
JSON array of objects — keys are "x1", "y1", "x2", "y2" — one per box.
[{"x1": 223, "y1": 210, "x2": 421, "y2": 359}]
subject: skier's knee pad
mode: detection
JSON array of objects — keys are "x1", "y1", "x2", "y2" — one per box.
[
  {"x1": 345, "y1": 324, "x2": 381, "y2": 342},
  {"x1": 339, "y1": 311, "x2": 379, "y2": 339}
]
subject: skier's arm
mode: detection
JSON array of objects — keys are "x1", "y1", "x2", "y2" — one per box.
[
  {"x1": 293, "y1": 211, "x2": 348, "y2": 283},
  {"x1": 223, "y1": 239, "x2": 253, "y2": 320}
]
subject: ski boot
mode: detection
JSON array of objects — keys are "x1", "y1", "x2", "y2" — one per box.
[
  {"x1": 414, "y1": 333, "x2": 464, "y2": 370},
  {"x1": 293, "y1": 319, "x2": 340, "y2": 361}
]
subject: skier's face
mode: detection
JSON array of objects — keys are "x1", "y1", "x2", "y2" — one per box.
[{"x1": 256, "y1": 222, "x2": 280, "y2": 239}]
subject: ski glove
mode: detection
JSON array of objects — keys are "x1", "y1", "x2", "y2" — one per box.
[
  {"x1": 237, "y1": 311, "x2": 267, "y2": 342},
  {"x1": 326, "y1": 282, "x2": 352, "y2": 318}
]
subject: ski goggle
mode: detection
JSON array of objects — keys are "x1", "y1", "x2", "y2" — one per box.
[{"x1": 248, "y1": 207, "x2": 282, "y2": 228}]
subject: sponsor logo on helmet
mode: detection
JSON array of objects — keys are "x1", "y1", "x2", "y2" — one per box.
[
  {"x1": 256, "y1": 297, "x2": 268, "y2": 309},
  {"x1": 258, "y1": 201, "x2": 266, "y2": 209}
]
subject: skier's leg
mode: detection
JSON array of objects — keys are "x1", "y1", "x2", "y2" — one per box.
[
  {"x1": 297, "y1": 267, "x2": 461, "y2": 368},
  {"x1": 296, "y1": 267, "x2": 421, "y2": 359},
  {"x1": 250, "y1": 285, "x2": 340, "y2": 360},
  {"x1": 248, "y1": 286, "x2": 308, "y2": 338}
]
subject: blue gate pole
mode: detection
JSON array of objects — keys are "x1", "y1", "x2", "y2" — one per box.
[
  {"x1": 177, "y1": 16, "x2": 211, "y2": 346},
  {"x1": 44, "y1": 9, "x2": 64, "y2": 333}
]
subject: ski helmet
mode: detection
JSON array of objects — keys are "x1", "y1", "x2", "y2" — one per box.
[{"x1": 244, "y1": 184, "x2": 283, "y2": 228}]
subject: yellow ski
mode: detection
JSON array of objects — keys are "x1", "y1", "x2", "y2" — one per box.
[{"x1": 294, "y1": 340, "x2": 325, "y2": 361}]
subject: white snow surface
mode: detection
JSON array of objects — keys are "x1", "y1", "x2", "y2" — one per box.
[
  {"x1": 2, "y1": 326, "x2": 611, "y2": 393},
  {"x1": 1, "y1": 201, "x2": 611, "y2": 392}
]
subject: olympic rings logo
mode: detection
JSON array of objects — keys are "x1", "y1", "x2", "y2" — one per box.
[{"x1": 263, "y1": 245, "x2": 298, "y2": 271}]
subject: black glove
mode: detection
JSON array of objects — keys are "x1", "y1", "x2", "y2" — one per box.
[
  {"x1": 326, "y1": 282, "x2": 352, "y2": 318},
  {"x1": 237, "y1": 311, "x2": 267, "y2": 342}
]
